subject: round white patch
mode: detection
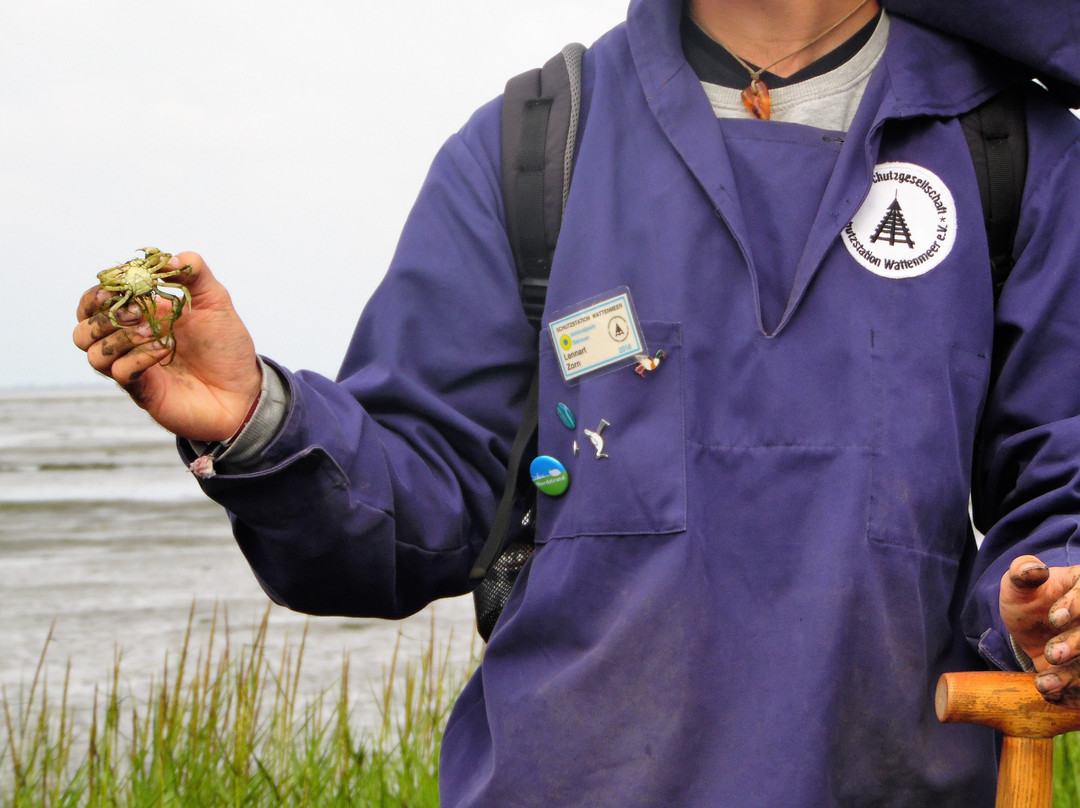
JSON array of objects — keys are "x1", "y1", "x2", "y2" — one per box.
[{"x1": 843, "y1": 162, "x2": 956, "y2": 279}]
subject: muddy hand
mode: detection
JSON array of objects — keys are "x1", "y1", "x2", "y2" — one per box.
[
  {"x1": 74, "y1": 251, "x2": 262, "y2": 443},
  {"x1": 1000, "y1": 555, "x2": 1080, "y2": 706},
  {"x1": 75, "y1": 286, "x2": 175, "y2": 383}
]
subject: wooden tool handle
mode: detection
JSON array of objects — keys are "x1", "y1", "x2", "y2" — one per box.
[
  {"x1": 936, "y1": 672, "x2": 1080, "y2": 808},
  {"x1": 996, "y1": 736, "x2": 1053, "y2": 808},
  {"x1": 936, "y1": 671, "x2": 1080, "y2": 738}
]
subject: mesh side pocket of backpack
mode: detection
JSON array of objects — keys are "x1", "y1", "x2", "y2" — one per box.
[{"x1": 473, "y1": 536, "x2": 535, "y2": 641}]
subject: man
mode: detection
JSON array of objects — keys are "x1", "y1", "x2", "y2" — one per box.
[{"x1": 75, "y1": 0, "x2": 1080, "y2": 804}]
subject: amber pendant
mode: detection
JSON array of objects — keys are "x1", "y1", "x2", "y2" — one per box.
[{"x1": 741, "y1": 78, "x2": 771, "y2": 120}]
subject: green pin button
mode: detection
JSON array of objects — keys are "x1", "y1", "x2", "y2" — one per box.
[
  {"x1": 556, "y1": 402, "x2": 576, "y2": 430},
  {"x1": 530, "y1": 455, "x2": 570, "y2": 497}
]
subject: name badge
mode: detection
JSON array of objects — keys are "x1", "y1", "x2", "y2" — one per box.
[{"x1": 548, "y1": 287, "x2": 645, "y2": 383}]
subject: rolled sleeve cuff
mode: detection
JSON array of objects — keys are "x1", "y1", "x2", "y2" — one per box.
[
  {"x1": 184, "y1": 356, "x2": 290, "y2": 473},
  {"x1": 977, "y1": 627, "x2": 1030, "y2": 673}
]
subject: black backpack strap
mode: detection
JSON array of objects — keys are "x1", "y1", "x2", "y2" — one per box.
[
  {"x1": 961, "y1": 86, "x2": 1029, "y2": 535},
  {"x1": 470, "y1": 367, "x2": 540, "y2": 581},
  {"x1": 469, "y1": 44, "x2": 586, "y2": 584},
  {"x1": 960, "y1": 85, "x2": 1028, "y2": 300},
  {"x1": 500, "y1": 43, "x2": 586, "y2": 328}
]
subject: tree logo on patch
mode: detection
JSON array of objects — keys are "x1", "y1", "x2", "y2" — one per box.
[{"x1": 843, "y1": 162, "x2": 956, "y2": 279}]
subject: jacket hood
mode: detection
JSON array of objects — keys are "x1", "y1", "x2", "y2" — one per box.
[{"x1": 882, "y1": 0, "x2": 1080, "y2": 103}]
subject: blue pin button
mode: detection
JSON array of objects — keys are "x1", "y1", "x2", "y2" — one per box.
[
  {"x1": 530, "y1": 455, "x2": 570, "y2": 496},
  {"x1": 556, "y1": 402, "x2": 576, "y2": 430}
]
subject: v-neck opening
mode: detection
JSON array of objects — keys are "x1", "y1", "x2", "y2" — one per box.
[{"x1": 718, "y1": 119, "x2": 845, "y2": 336}]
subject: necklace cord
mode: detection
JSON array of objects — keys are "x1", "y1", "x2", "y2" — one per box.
[{"x1": 691, "y1": 0, "x2": 873, "y2": 80}]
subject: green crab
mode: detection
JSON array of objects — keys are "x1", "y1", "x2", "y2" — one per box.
[{"x1": 97, "y1": 247, "x2": 192, "y2": 362}]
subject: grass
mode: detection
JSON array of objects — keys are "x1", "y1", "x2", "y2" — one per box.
[
  {"x1": 4, "y1": 611, "x2": 1079, "y2": 806},
  {"x1": 1, "y1": 605, "x2": 476, "y2": 807},
  {"x1": 1057, "y1": 732, "x2": 1080, "y2": 806}
]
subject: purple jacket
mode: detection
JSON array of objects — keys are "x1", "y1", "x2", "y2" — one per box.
[{"x1": 191, "y1": 1, "x2": 1080, "y2": 805}]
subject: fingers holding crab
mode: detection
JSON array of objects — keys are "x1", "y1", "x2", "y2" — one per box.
[
  {"x1": 74, "y1": 288, "x2": 139, "y2": 348},
  {"x1": 75, "y1": 248, "x2": 192, "y2": 380},
  {"x1": 94, "y1": 248, "x2": 192, "y2": 361},
  {"x1": 85, "y1": 317, "x2": 177, "y2": 387}
]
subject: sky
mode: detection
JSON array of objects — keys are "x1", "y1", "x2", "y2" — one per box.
[{"x1": 1, "y1": 0, "x2": 630, "y2": 390}]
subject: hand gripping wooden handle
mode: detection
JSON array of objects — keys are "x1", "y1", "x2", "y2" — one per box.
[{"x1": 936, "y1": 672, "x2": 1080, "y2": 808}]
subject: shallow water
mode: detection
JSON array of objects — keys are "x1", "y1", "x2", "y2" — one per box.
[{"x1": 0, "y1": 385, "x2": 477, "y2": 730}]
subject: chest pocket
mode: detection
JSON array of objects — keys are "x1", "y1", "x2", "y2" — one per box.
[{"x1": 536, "y1": 321, "x2": 686, "y2": 541}]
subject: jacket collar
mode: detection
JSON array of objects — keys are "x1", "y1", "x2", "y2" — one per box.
[{"x1": 626, "y1": 0, "x2": 1019, "y2": 125}]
